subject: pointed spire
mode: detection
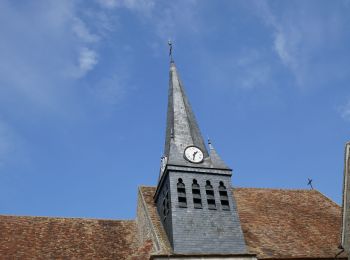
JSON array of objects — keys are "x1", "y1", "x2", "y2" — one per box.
[
  {"x1": 164, "y1": 62, "x2": 208, "y2": 163},
  {"x1": 163, "y1": 61, "x2": 230, "y2": 170}
]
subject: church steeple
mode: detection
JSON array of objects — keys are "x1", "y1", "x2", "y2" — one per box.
[
  {"x1": 163, "y1": 61, "x2": 229, "y2": 170},
  {"x1": 154, "y1": 55, "x2": 247, "y2": 255}
]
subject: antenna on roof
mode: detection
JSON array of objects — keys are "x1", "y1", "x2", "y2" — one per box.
[{"x1": 307, "y1": 178, "x2": 314, "y2": 190}]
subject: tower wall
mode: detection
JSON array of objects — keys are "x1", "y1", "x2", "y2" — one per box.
[
  {"x1": 155, "y1": 176, "x2": 174, "y2": 247},
  {"x1": 168, "y1": 171, "x2": 247, "y2": 254}
]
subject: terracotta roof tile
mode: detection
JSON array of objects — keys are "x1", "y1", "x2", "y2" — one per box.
[
  {"x1": 0, "y1": 187, "x2": 345, "y2": 259},
  {"x1": 0, "y1": 215, "x2": 151, "y2": 259},
  {"x1": 234, "y1": 188, "x2": 344, "y2": 259}
]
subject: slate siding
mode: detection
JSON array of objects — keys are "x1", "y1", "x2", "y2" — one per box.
[{"x1": 165, "y1": 171, "x2": 247, "y2": 254}]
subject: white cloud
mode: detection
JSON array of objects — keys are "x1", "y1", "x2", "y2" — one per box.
[
  {"x1": 254, "y1": 0, "x2": 349, "y2": 88},
  {"x1": 0, "y1": 0, "x2": 129, "y2": 123},
  {"x1": 79, "y1": 48, "x2": 99, "y2": 75},
  {"x1": 72, "y1": 17, "x2": 100, "y2": 43},
  {"x1": 65, "y1": 48, "x2": 99, "y2": 79},
  {"x1": 341, "y1": 100, "x2": 350, "y2": 121},
  {"x1": 97, "y1": 0, "x2": 155, "y2": 14}
]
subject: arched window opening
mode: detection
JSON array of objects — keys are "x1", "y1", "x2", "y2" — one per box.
[
  {"x1": 177, "y1": 178, "x2": 187, "y2": 208},
  {"x1": 219, "y1": 181, "x2": 230, "y2": 210},
  {"x1": 192, "y1": 179, "x2": 202, "y2": 209},
  {"x1": 205, "y1": 180, "x2": 216, "y2": 210}
]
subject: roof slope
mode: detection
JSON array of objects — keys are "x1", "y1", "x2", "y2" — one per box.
[
  {"x1": 140, "y1": 186, "x2": 345, "y2": 259},
  {"x1": 0, "y1": 215, "x2": 152, "y2": 259},
  {"x1": 234, "y1": 188, "x2": 343, "y2": 259}
]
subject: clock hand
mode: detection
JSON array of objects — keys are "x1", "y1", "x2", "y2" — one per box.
[{"x1": 193, "y1": 151, "x2": 198, "y2": 160}]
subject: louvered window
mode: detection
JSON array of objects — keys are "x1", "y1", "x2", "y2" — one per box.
[
  {"x1": 192, "y1": 179, "x2": 202, "y2": 209},
  {"x1": 205, "y1": 180, "x2": 216, "y2": 209},
  {"x1": 177, "y1": 178, "x2": 187, "y2": 208},
  {"x1": 219, "y1": 181, "x2": 230, "y2": 210}
]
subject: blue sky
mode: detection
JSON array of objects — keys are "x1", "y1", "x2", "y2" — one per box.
[{"x1": 0, "y1": 0, "x2": 349, "y2": 219}]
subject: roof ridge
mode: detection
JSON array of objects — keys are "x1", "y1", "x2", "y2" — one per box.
[
  {"x1": 233, "y1": 187, "x2": 318, "y2": 191},
  {"x1": 0, "y1": 214, "x2": 134, "y2": 222},
  {"x1": 312, "y1": 189, "x2": 341, "y2": 207},
  {"x1": 141, "y1": 186, "x2": 320, "y2": 192}
]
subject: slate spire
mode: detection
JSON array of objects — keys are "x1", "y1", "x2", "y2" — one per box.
[
  {"x1": 163, "y1": 61, "x2": 229, "y2": 169},
  {"x1": 155, "y1": 59, "x2": 247, "y2": 255}
]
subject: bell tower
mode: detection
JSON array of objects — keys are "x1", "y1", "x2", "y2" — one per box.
[{"x1": 154, "y1": 57, "x2": 247, "y2": 254}]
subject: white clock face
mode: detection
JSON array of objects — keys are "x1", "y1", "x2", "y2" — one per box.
[{"x1": 184, "y1": 146, "x2": 204, "y2": 163}]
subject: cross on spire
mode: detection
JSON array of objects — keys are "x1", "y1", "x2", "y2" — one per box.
[{"x1": 168, "y1": 40, "x2": 174, "y2": 62}]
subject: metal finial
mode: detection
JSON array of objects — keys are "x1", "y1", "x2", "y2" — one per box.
[
  {"x1": 168, "y1": 40, "x2": 174, "y2": 62},
  {"x1": 307, "y1": 178, "x2": 314, "y2": 190},
  {"x1": 207, "y1": 137, "x2": 214, "y2": 150}
]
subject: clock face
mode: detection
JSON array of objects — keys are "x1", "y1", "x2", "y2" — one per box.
[{"x1": 184, "y1": 146, "x2": 204, "y2": 163}]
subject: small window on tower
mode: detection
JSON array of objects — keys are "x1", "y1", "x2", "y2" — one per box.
[
  {"x1": 205, "y1": 180, "x2": 216, "y2": 210},
  {"x1": 192, "y1": 179, "x2": 202, "y2": 209},
  {"x1": 177, "y1": 178, "x2": 187, "y2": 208},
  {"x1": 162, "y1": 190, "x2": 170, "y2": 219},
  {"x1": 219, "y1": 181, "x2": 230, "y2": 210}
]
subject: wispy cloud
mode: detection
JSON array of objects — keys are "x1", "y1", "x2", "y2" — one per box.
[
  {"x1": 97, "y1": 0, "x2": 155, "y2": 14},
  {"x1": 340, "y1": 100, "x2": 350, "y2": 121},
  {"x1": 0, "y1": 1, "x2": 124, "y2": 114},
  {"x1": 253, "y1": 0, "x2": 350, "y2": 88},
  {"x1": 152, "y1": 1, "x2": 199, "y2": 41},
  {"x1": 96, "y1": 0, "x2": 198, "y2": 42},
  {"x1": 198, "y1": 47, "x2": 273, "y2": 91},
  {"x1": 235, "y1": 50, "x2": 271, "y2": 89},
  {"x1": 72, "y1": 17, "x2": 100, "y2": 43},
  {"x1": 69, "y1": 47, "x2": 99, "y2": 78},
  {"x1": 80, "y1": 48, "x2": 98, "y2": 73}
]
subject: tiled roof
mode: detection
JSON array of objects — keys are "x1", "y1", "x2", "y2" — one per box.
[
  {"x1": 0, "y1": 187, "x2": 346, "y2": 259},
  {"x1": 0, "y1": 215, "x2": 152, "y2": 259},
  {"x1": 234, "y1": 188, "x2": 345, "y2": 259},
  {"x1": 140, "y1": 187, "x2": 346, "y2": 259}
]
